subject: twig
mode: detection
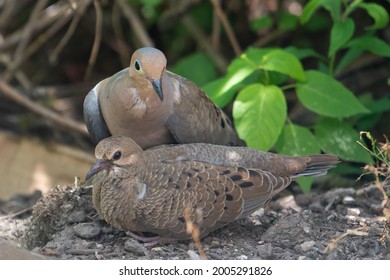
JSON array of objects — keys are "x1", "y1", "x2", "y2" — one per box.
[
  {"x1": 0, "y1": 1, "x2": 70, "y2": 52},
  {"x1": 112, "y1": 1, "x2": 131, "y2": 67},
  {"x1": 184, "y1": 207, "x2": 207, "y2": 260},
  {"x1": 181, "y1": 15, "x2": 228, "y2": 73},
  {"x1": 2, "y1": 5, "x2": 73, "y2": 82},
  {"x1": 0, "y1": 207, "x2": 33, "y2": 220},
  {"x1": 116, "y1": 0, "x2": 154, "y2": 47},
  {"x1": 210, "y1": 0, "x2": 242, "y2": 56},
  {"x1": 211, "y1": 0, "x2": 221, "y2": 50},
  {"x1": 0, "y1": 54, "x2": 32, "y2": 88},
  {"x1": 0, "y1": 79, "x2": 88, "y2": 136},
  {"x1": 158, "y1": 0, "x2": 202, "y2": 31},
  {"x1": 325, "y1": 227, "x2": 368, "y2": 253},
  {"x1": 84, "y1": 0, "x2": 103, "y2": 81},
  {"x1": 252, "y1": 29, "x2": 286, "y2": 48},
  {"x1": 0, "y1": 0, "x2": 18, "y2": 30},
  {"x1": 9, "y1": 83, "x2": 96, "y2": 99},
  {"x1": 49, "y1": 0, "x2": 93, "y2": 64},
  {"x1": 13, "y1": 0, "x2": 49, "y2": 65}
]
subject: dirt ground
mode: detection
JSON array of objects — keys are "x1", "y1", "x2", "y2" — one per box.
[{"x1": 1, "y1": 178, "x2": 389, "y2": 260}]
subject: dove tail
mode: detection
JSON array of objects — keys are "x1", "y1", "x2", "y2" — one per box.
[{"x1": 292, "y1": 154, "x2": 339, "y2": 179}]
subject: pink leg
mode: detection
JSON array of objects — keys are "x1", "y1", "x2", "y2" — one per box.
[{"x1": 126, "y1": 231, "x2": 176, "y2": 247}]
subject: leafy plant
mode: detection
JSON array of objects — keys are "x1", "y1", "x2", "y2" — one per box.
[
  {"x1": 185, "y1": 0, "x2": 390, "y2": 191},
  {"x1": 357, "y1": 132, "x2": 389, "y2": 207}
]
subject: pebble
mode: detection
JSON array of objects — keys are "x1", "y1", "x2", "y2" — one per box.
[
  {"x1": 347, "y1": 208, "x2": 360, "y2": 216},
  {"x1": 73, "y1": 223, "x2": 101, "y2": 239},
  {"x1": 124, "y1": 240, "x2": 146, "y2": 256},
  {"x1": 308, "y1": 201, "x2": 323, "y2": 212},
  {"x1": 236, "y1": 255, "x2": 248, "y2": 260},
  {"x1": 256, "y1": 243, "x2": 273, "y2": 258},
  {"x1": 67, "y1": 210, "x2": 86, "y2": 223},
  {"x1": 343, "y1": 196, "x2": 355, "y2": 205},
  {"x1": 300, "y1": 240, "x2": 316, "y2": 252},
  {"x1": 187, "y1": 250, "x2": 201, "y2": 260}
]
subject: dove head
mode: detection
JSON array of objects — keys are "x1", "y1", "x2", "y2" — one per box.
[
  {"x1": 129, "y1": 47, "x2": 167, "y2": 102},
  {"x1": 86, "y1": 136, "x2": 144, "y2": 180}
]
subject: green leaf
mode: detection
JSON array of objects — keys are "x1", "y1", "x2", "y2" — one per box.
[
  {"x1": 328, "y1": 18, "x2": 355, "y2": 56},
  {"x1": 301, "y1": 0, "x2": 341, "y2": 24},
  {"x1": 250, "y1": 16, "x2": 273, "y2": 32},
  {"x1": 322, "y1": 0, "x2": 341, "y2": 22},
  {"x1": 241, "y1": 47, "x2": 273, "y2": 67},
  {"x1": 138, "y1": 0, "x2": 161, "y2": 5},
  {"x1": 334, "y1": 47, "x2": 363, "y2": 74},
  {"x1": 203, "y1": 54, "x2": 258, "y2": 108},
  {"x1": 275, "y1": 123, "x2": 321, "y2": 193},
  {"x1": 278, "y1": 12, "x2": 298, "y2": 30},
  {"x1": 259, "y1": 49, "x2": 306, "y2": 81},
  {"x1": 296, "y1": 70, "x2": 369, "y2": 117},
  {"x1": 285, "y1": 46, "x2": 322, "y2": 60},
  {"x1": 296, "y1": 177, "x2": 314, "y2": 193},
  {"x1": 275, "y1": 124, "x2": 320, "y2": 155},
  {"x1": 346, "y1": 36, "x2": 390, "y2": 57},
  {"x1": 314, "y1": 118, "x2": 373, "y2": 163},
  {"x1": 359, "y1": 94, "x2": 390, "y2": 114},
  {"x1": 203, "y1": 77, "x2": 240, "y2": 108},
  {"x1": 359, "y1": 3, "x2": 389, "y2": 30},
  {"x1": 233, "y1": 84, "x2": 287, "y2": 151},
  {"x1": 170, "y1": 52, "x2": 217, "y2": 86},
  {"x1": 301, "y1": 0, "x2": 323, "y2": 24}
]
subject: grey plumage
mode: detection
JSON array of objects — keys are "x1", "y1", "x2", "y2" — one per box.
[{"x1": 83, "y1": 47, "x2": 240, "y2": 149}]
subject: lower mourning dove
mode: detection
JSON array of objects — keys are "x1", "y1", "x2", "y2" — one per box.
[
  {"x1": 86, "y1": 136, "x2": 339, "y2": 242},
  {"x1": 83, "y1": 47, "x2": 240, "y2": 149}
]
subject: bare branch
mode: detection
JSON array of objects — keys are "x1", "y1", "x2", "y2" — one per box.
[
  {"x1": 181, "y1": 15, "x2": 228, "y2": 73},
  {"x1": 210, "y1": 0, "x2": 242, "y2": 56},
  {"x1": 116, "y1": 0, "x2": 154, "y2": 47},
  {"x1": 49, "y1": 0, "x2": 93, "y2": 64},
  {"x1": 84, "y1": 0, "x2": 103, "y2": 81},
  {"x1": 0, "y1": 79, "x2": 88, "y2": 136}
]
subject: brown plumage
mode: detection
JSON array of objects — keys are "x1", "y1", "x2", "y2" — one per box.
[
  {"x1": 83, "y1": 47, "x2": 240, "y2": 149},
  {"x1": 86, "y1": 136, "x2": 339, "y2": 241}
]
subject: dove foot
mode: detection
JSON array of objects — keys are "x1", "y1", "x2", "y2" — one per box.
[{"x1": 126, "y1": 231, "x2": 176, "y2": 247}]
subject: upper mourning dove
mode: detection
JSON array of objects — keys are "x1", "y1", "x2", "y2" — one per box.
[
  {"x1": 83, "y1": 47, "x2": 240, "y2": 149},
  {"x1": 86, "y1": 136, "x2": 339, "y2": 242}
]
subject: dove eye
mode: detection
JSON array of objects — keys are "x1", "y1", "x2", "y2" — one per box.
[
  {"x1": 113, "y1": 151, "x2": 122, "y2": 160},
  {"x1": 134, "y1": 60, "x2": 141, "y2": 71}
]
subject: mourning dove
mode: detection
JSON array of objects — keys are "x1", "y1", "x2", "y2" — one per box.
[
  {"x1": 83, "y1": 47, "x2": 240, "y2": 149},
  {"x1": 86, "y1": 136, "x2": 339, "y2": 242}
]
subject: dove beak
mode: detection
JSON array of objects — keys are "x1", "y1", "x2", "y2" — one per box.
[
  {"x1": 86, "y1": 159, "x2": 112, "y2": 181},
  {"x1": 150, "y1": 79, "x2": 163, "y2": 102}
]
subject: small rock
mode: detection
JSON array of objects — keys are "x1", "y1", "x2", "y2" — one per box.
[
  {"x1": 68, "y1": 210, "x2": 86, "y2": 223},
  {"x1": 256, "y1": 243, "x2": 273, "y2": 258},
  {"x1": 303, "y1": 225, "x2": 311, "y2": 233},
  {"x1": 187, "y1": 250, "x2": 201, "y2": 260},
  {"x1": 215, "y1": 248, "x2": 223, "y2": 254},
  {"x1": 300, "y1": 241, "x2": 316, "y2": 252},
  {"x1": 308, "y1": 201, "x2": 323, "y2": 212},
  {"x1": 73, "y1": 223, "x2": 101, "y2": 239},
  {"x1": 151, "y1": 247, "x2": 163, "y2": 252},
  {"x1": 237, "y1": 255, "x2": 248, "y2": 260},
  {"x1": 369, "y1": 203, "x2": 383, "y2": 214},
  {"x1": 124, "y1": 240, "x2": 146, "y2": 256},
  {"x1": 343, "y1": 196, "x2": 355, "y2": 205},
  {"x1": 347, "y1": 208, "x2": 360, "y2": 216}
]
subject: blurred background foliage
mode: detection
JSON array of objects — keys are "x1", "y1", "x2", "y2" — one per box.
[{"x1": 0, "y1": 0, "x2": 389, "y2": 192}]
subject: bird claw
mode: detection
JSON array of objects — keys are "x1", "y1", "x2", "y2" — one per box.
[{"x1": 126, "y1": 231, "x2": 175, "y2": 247}]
